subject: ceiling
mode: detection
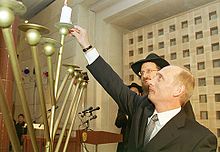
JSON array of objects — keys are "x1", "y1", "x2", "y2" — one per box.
[
  {"x1": 21, "y1": 0, "x2": 55, "y2": 19},
  {"x1": 99, "y1": 0, "x2": 217, "y2": 30},
  {"x1": 22, "y1": 0, "x2": 216, "y2": 30}
]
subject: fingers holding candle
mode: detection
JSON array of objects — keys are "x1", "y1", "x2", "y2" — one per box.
[
  {"x1": 69, "y1": 28, "x2": 80, "y2": 34},
  {"x1": 69, "y1": 25, "x2": 91, "y2": 49}
]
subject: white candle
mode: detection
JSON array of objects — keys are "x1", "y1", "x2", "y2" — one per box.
[
  {"x1": 60, "y1": 5, "x2": 72, "y2": 24},
  {"x1": 64, "y1": 0, "x2": 68, "y2": 5}
]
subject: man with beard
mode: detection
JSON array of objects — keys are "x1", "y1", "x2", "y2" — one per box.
[{"x1": 131, "y1": 54, "x2": 195, "y2": 120}]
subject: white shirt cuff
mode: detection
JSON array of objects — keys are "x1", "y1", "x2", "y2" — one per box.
[{"x1": 84, "y1": 48, "x2": 99, "y2": 65}]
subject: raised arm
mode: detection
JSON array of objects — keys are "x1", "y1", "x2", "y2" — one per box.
[{"x1": 69, "y1": 26, "x2": 144, "y2": 116}]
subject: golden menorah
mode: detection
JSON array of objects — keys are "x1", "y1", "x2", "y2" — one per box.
[{"x1": 0, "y1": 0, "x2": 88, "y2": 151}]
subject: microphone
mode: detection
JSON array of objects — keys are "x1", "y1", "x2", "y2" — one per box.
[
  {"x1": 90, "y1": 115, "x2": 97, "y2": 120},
  {"x1": 79, "y1": 106, "x2": 93, "y2": 114},
  {"x1": 82, "y1": 115, "x2": 97, "y2": 125},
  {"x1": 88, "y1": 106, "x2": 100, "y2": 113}
]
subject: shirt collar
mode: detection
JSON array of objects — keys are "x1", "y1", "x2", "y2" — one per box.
[{"x1": 152, "y1": 107, "x2": 181, "y2": 126}]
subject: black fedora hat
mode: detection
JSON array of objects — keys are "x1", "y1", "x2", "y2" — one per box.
[{"x1": 131, "y1": 53, "x2": 170, "y2": 77}]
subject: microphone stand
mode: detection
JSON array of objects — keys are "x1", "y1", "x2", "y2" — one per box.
[{"x1": 85, "y1": 120, "x2": 89, "y2": 131}]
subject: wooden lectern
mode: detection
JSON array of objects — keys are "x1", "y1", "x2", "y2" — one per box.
[
  {"x1": 23, "y1": 130, "x2": 122, "y2": 152},
  {"x1": 75, "y1": 130, "x2": 123, "y2": 152}
]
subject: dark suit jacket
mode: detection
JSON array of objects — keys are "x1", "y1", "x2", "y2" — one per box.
[
  {"x1": 87, "y1": 56, "x2": 217, "y2": 152},
  {"x1": 15, "y1": 122, "x2": 27, "y2": 145},
  {"x1": 115, "y1": 109, "x2": 130, "y2": 152}
]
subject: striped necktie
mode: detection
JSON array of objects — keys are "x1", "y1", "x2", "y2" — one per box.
[{"x1": 144, "y1": 114, "x2": 158, "y2": 144}]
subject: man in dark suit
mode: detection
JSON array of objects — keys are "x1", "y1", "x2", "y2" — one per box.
[
  {"x1": 15, "y1": 114, "x2": 27, "y2": 145},
  {"x1": 70, "y1": 26, "x2": 217, "y2": 152}
]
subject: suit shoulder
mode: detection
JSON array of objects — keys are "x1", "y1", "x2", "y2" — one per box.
[{"x1": 185, "y1": 119, "x2": 216, "y2": 137}]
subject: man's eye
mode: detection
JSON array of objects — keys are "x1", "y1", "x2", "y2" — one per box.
[{"x1": 157, "y1": 74, "x2": 162, "y2": 81}]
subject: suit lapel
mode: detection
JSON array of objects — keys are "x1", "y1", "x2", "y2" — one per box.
[
  {"x1": 138, "y1": 106, "x2": 154, "y2": 146},
  {"x1": 143, "y1": 109, "x2": 187, "y2": 151},
  {"x1": 130, "y1": 100, "x2": 154, "y2": 149}
]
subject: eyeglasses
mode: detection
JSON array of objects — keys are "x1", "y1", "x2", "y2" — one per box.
[{"x1": 138, "y1": 69, "x2": 158, "y2": 76}]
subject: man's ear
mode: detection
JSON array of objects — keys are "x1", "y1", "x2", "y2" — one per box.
[{"x1": 173, "y1": 85, "x2": 185, "y2": 97}]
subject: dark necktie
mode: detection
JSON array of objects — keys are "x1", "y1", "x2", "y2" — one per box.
[{"x1": 144, "y1": 114, "x2": 158, "y2": 144}]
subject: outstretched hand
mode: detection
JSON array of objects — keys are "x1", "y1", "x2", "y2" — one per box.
[{"x1": 69, "y1": 25, "x2": 91, "y2": 49}]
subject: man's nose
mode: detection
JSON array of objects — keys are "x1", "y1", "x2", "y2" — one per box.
[{"x1": 142, "y1": 72, "x2": 151, "y2": 79}]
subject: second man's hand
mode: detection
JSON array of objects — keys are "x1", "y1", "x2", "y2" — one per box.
[{"x1": 69, "y1": 25, "x2": 91, "y2": 50}]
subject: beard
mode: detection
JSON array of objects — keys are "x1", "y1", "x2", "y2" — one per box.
[{"x1": 141, "y1": 81, "x2": 149, "y2": 95}]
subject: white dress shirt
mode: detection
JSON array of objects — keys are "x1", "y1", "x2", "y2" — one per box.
[
  {"x1": 148, "y1": 107, "x2": 181, "y2": 141},
  {"x1": 84, "y1": 48, "x2": 99, "y2": 65}
]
